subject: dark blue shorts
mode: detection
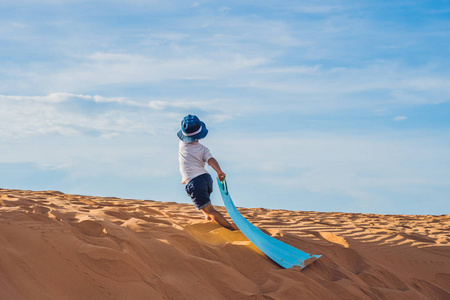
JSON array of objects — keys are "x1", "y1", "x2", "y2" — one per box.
[{"x1": 185, "y1": 173, "x2": 213, "y2": 210}]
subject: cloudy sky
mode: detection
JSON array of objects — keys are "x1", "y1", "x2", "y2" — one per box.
[{"x1": 1, "y1": 0, "x2": 449, "y2": 214}]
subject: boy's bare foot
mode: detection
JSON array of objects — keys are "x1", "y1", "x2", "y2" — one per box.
[{"x1": 202, "y1": 204, "x2": 237, "y2": 231}]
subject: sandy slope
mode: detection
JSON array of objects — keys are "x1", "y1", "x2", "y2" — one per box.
[{"x1": 0, "y1": 188, "x2": 448, "y2": 300}]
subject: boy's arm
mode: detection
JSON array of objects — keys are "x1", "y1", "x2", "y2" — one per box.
[{"x1": 208, "y1": 157, "x2": 226, "y2": 181}]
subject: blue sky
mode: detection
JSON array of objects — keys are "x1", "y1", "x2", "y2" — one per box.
[{"x1": 1, "y1": 1, "x2": 449, "y2": 215}]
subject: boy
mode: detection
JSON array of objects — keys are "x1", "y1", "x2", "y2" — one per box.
[{"x1": 177, "y1": 114, "x2": 238, "y2": 231}]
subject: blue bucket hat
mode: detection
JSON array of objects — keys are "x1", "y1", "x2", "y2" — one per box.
[{"x1": 177, "y1": 114, "x2": 208, "y2": 143}]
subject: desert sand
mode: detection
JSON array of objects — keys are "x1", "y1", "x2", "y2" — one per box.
[{"x1": 0, "y1": 188, "x2": 448, "y2": 300}]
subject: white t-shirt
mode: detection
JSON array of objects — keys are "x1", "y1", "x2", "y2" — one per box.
[{"x1": 178, "y1": 141, "x2": 213, "y2": 184}]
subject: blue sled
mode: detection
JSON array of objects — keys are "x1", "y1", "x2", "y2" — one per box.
[{"x1": 217, "y1": 179, "x2": 321, "y2": 269}]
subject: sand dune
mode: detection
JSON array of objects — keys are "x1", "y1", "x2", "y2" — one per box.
[{"x1": 0, "y1": 188, "x2": 448, "y2": 300}]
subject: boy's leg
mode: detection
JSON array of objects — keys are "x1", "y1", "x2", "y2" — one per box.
[{"x1": 202, "y1": 204, "x2": 238, "y2": 231}]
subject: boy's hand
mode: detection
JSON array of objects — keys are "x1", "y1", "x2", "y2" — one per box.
[{"x1": 218, "y1": 172, "x2": 226, "y2": 181}]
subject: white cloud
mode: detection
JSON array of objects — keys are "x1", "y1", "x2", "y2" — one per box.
[
  {"x1": 22, "y1": 52, "x2": 268, "y2": 92},
  {"x1": 0, "y1": 93, "x2": 165, "y2": 138},
  {"x1": 218, "y1": 6, "x2": 231, "y2": 13},
  {"x1": 227, "y1": 62, "x2": 450, "y2": 111},
  {"x1": 292, "y1": 3, "x2": 345, "y2": 14},
  {"x1": 252, "y1": 65, "x2": 321, "y2": 74},
  {"x1": 0, "y1": 93, "x2": 247, "y2": 139},
  {"x1": 372, "y1": 109, "x2": 388, "y2": 116},
  {"x1": 2, "y1": 2, "x2": 447, "y2": 116},
  {"x1": 392, "y1": 116, "x2": 407, "y2": 121},
  {"x1": 215, "y1": 133, "x2": 450, "y2": 204},
  {"x1": 11, "y1": 22, "x2": 27, "y2": 28},
  {"x1": 0, "y1": 93, "x2": 136, "y2": 106}
]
